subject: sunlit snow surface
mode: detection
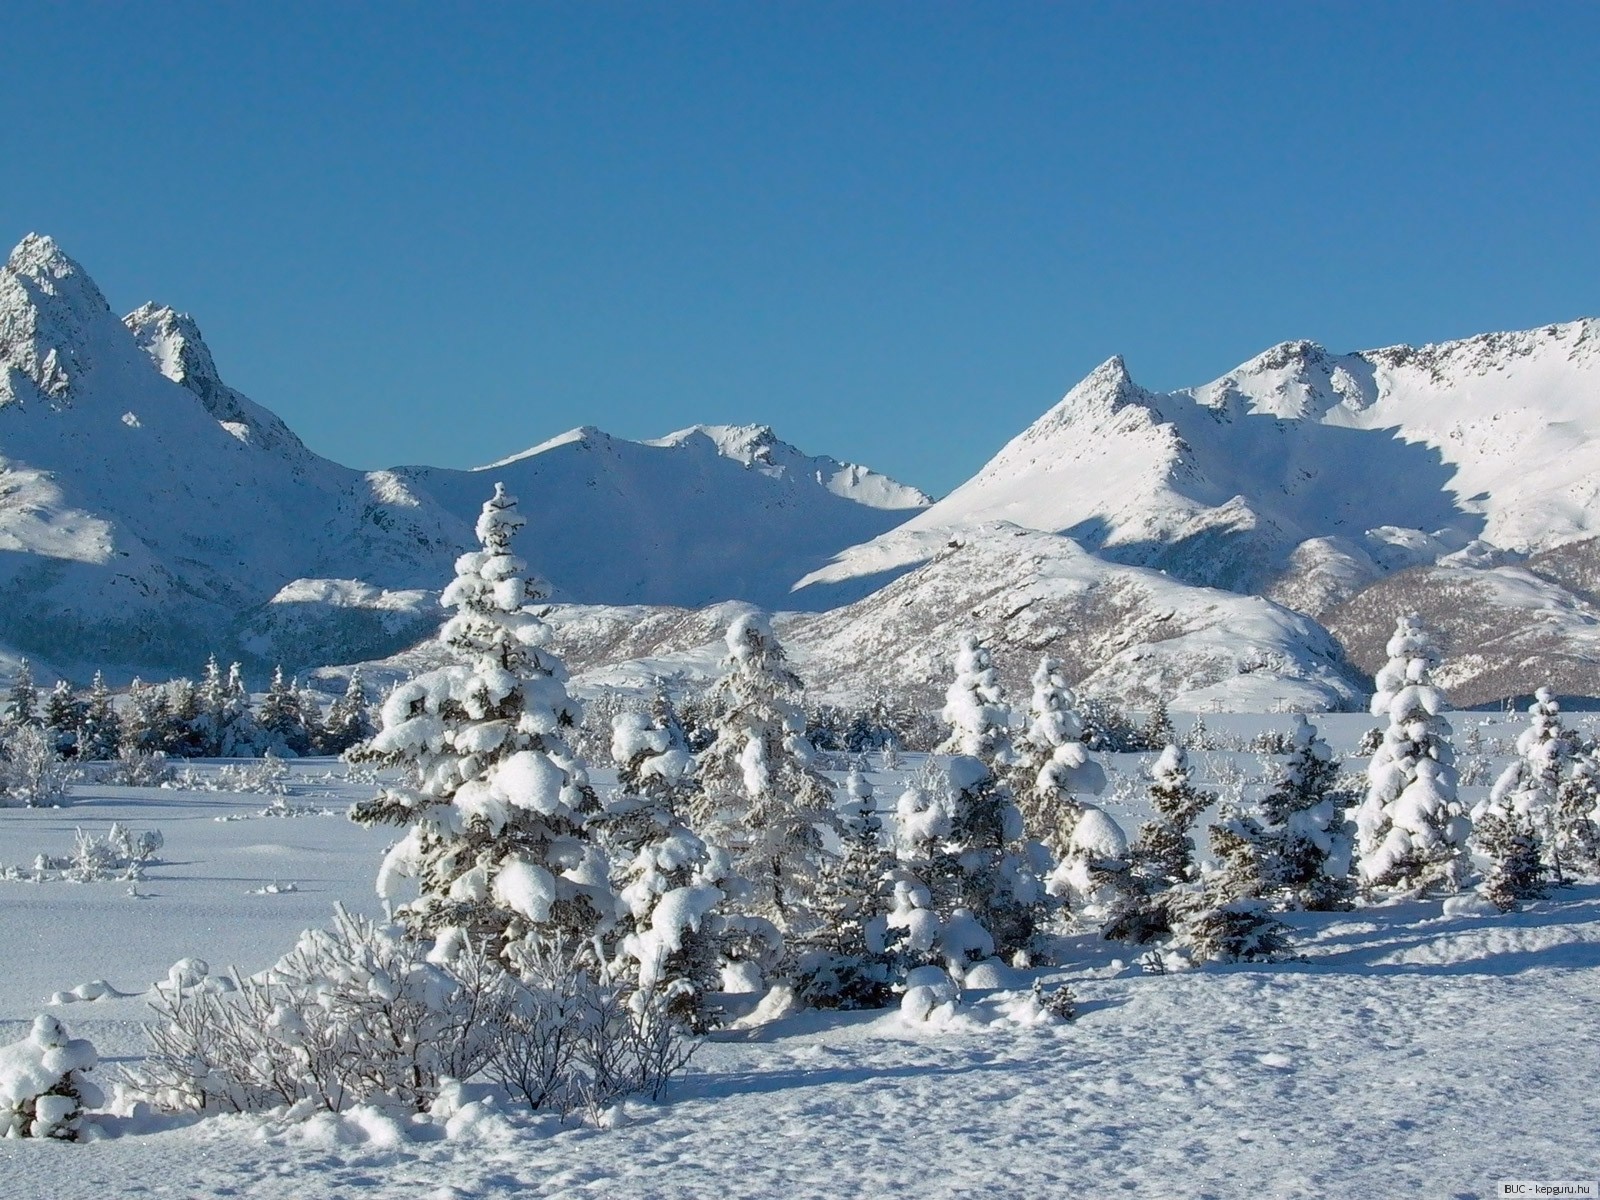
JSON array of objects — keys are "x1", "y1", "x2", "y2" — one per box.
[{"x1": 2, "y1": 729, "x2": 1598, "y2": 1198}]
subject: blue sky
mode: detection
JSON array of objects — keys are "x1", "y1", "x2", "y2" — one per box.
[{"x1": 2, "y1": 2, "x2": 1595, "y2": 496}]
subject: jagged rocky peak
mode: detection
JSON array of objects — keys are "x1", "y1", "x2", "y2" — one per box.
[
  {"x1": 122, "y1": 300, "x2": 311, "y2": 457},
  {"x1": 125, "y1": 302, "x2": 223, "y2": 393},
  {"x1": 1009, "y1": 355, "x2": 1153, "y2": 443},
  {"x1": 1364, "y1": 316, "x2": 1600, "y2": 377},
  {"x1": 1192, "y1": 338, "x2": 1378, "y2": 421},
  {"x1": 0, "y1": 234, "x2": 121, "y2": 403}
]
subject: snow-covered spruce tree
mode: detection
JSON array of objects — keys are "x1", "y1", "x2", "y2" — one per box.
[
  {"x1": 938, "y1": 634, "x2": 1015, "y2": 764},
  {"x1": 1553, "y1": 751, "x2": 1600, "y2": 878},
  {"x1": 941, "y1": 752, "x2": 1046, "y2": 961},
  {"x1": 77, "y1": 672, "x2": 121, "y2": 761},
  {"x1": 1140, "y1": 699, "x2": 1176, "y2": 752},
  {"x1": 1043, "y1": 802, "x2": 1136, "y2": 929},
  {"x1": 162, "y1": 677, "x2": 206, "y2": 757},
  {"x1": 196, "y1": 657, "x2": 258, "y2": 757},
  {"x1": 5, "y1": 660, "x2": 39, "y2": 727},
  {"x1": 794, "y1": 767, "x2": 898, "y2": 1009},
  {"x1": 352, "y1": 483, "x2": 614, "y2": 963},
  {"x1": 42, "y1": 680, "x2": 84, "y2": 758},
  {"x1": 593, "y1": 706, "x2": 757, "y2": 1031},
  {"x1": 1103, "y1": 745, "x2": 1214, "y2": 944},
  {"x1": 257, "y1": 666, "x2": 312, "y2": 757},
  {"x1": 1353, "y1": 613, "x2": 1471, "y2": 894},
  {"x1": 694, "y1": 613, "x2": 839, "y2": 938},
  {"x1": 1225, "y1": 715, "x2": 1354, "y2": 912},
  {"x1": 1473, "y1": 807, "x2": 1545, "y2": 912},
  {"x1": 885, "y1": 772, "x2": 996, "y2": 982},
  {"x1": 1014, "y1": 656, "x2": 1106, "y2": 857},
  {"x1": 118, "y1": 678, "x2": 175, "y2": 756},
  {"x1": 1479, "y1": 688, "x2": 1575, "y2": 883},
  {"x1": 320, "y1": 670, "x2": 375, "y2": 755},
  {"x1": 930, "y1": 637, "x2": 1046, "y2": 961}
]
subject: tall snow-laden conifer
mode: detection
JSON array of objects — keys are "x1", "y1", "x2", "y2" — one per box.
[
  {"x1": 595, "y1": 704, "x2": 761, "y2": 1030},
  {"x1": 197, "y1": 658, "x2": 257, "y2": 757},
  {"x1": 1553, "y1": 751, "x2": 1600, "y2": 879},
  {"x1": 77, "y1": 673, "x2": 120, "y2": 761},
  {"x1": 928, "y1": 638, "x2": 1046, "y2": 962},
  {"x1": 1354, "y1": 613, "x2": 1470, "y2": 893},
  {"x1": 6, "y1": 661, "x2": 39, "y2": 727},
  {"x1": 320, "y1": 671, "x2": 372, "y2": 754},
  {"x1": 795, "y1": 768, "x2": 898, "y2": 1009},
  {"x1": 1478, "y1": 688, "x2": 1573, "y2": 885},
  {"x1": 1215, "y1": 715, "x2": 1354, "y2": 912},
  {"x1": 1014, "y1": 656, "x2": 1105, "y2": 856},
  {"x1": 42, "y1": 681, "x2": 83, "y2": 757},
  {"x1": 696, "y1": 613, "x2": 838, "y2": 937},
  {"x1": 118, "y1": 679, "x2": 171, "y2": 755},
  {"x1": 939, "y1": 635, "x2": 1014, "y2": 764},
  {"x1": 257, "y1": 667, "x2": 310, "y2": 757},
  {"x1": 1104, "y1": 744, "x2": 1213, "y2": 944},
  {"x1": 352, "y1": 483, "x2": 614, "y2": 963}
]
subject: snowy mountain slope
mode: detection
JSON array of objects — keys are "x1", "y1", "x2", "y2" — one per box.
[
  {"x1": 1325, "y1": 559, "x2": 1600, "y2": 707},
  {"x1": 799, "y1": 320, "x2": 1600, "y2": 609},
  {"x1": 0, "y1": 235, "x2": 454, "y2": 679},
  {"x1": 396, "y1": 424, "x2": 929, "y2": 612},
  {"x1": 0, "y1": 235, "x2": 928, "y2": 678},
  {"x1": 467, "y1": 527, "x2": 1363, "y2": 713},
  {"x1": 784, "y1": 525, "x2": 1364, "y2": 713}
]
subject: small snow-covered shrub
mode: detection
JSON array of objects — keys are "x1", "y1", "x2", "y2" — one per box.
[
  {"x1": 1, "y1": 724, "x2": 69, "y2": 807},
  {"x1": 210, "y1": 753, "x2": 292, "y2": 796},
  {"x1": 129, "y1": 906, "x2": 508, "y2": 1115},
  {"x1": 64, "y1": 823, "x2": 164, "y2": 882},
  {"x1": 97, "y1": 748, "x2": 176, "y2": 788},
  {"x1": 19, "y1": 823, "x2": 165, "y2": 883},
  {"x1": 0, "y1": 1015, "x2": 103, "y2": 1140},
  {"x1": 1029, "y1": 978, "x2": 1077, "y2": 1022},
  {"x1": 489, "y1": 942, "x2": 698, "y2": 1115}
]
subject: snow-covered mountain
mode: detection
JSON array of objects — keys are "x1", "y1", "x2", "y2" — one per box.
[
  {"x1": 0, "y1": 235, "x2": 929, "y2": 680},
  {"x1": 798, "y1": 322, "x2": 1600, "y2": 610},
  {"x1": 371, "y1": 526, "x2": 1360, "y2": 714}
]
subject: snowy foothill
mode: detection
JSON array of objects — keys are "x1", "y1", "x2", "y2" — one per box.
[{"x1": 2, "y1": 709, "x2": 1598, "y2": 1196}]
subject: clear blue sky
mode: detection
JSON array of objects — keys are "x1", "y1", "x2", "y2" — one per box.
[{"x1": 2, "y1": 2, "x2": 1595, "y2": 496}]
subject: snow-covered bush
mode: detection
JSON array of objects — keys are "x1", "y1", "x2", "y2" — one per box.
[
  {"x1": 352, "y1": 483, "x2": 613, "y2": 961},
  {"x1": 1354, "y1": 613, "x2": 1470, "y2": 894},
  {"x1": 0, "y1": 723, "x2": 68, "y2": 807},
  {"x1": 1, "y1": 1015, "x2": 102, "y2": 1140},
  {"x1": 16, "y1": 823, "x2": 165, "y2": 883},
  {"x1": 488, "y1": 941, "x2": 697, "y2": 1115},
  {"x1": 130, "y1": 906, "x2": 507, "y2": 1115},
  {"x1": 1176, "y1": 894, "x2": 1287, "y2": 964},
  {"x1": 97, "y1": 747, "x2": 176, "y2": 788},
  {"x1": 213, "y1": 752, "x2": 291, "y2": 795}
]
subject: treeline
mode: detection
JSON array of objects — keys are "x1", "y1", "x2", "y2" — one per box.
[{"x1": 1, "y1": 658, "x2": 374, "y2": 761}]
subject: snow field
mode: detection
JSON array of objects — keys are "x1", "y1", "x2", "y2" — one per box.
[{"x1": 1, "y1": 721, "x2": 1597, "y2": 1198}]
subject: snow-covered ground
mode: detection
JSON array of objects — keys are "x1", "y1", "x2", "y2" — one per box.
[{"x1": 3, "y1": 734, "x2": 1598, "y2": 1198}]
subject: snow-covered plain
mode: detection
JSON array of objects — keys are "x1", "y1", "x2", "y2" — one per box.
[{"x1": 4, "y1": 724, "x2": 1598, "y2": 1199}]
